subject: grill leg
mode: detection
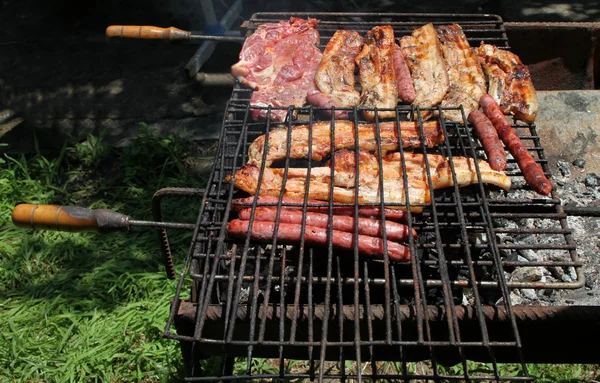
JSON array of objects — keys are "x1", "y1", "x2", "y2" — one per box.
[{"x1": 180, "y1": 341, "x2": 207, "y2": 377}]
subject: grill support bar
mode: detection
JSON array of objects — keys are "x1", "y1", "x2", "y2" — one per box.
[{"x1": 174, "y1": 301, "x2": 600, "y2": 365}]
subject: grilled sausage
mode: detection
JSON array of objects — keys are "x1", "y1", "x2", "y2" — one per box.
[
  {"x1": 231, "y1": 196, "x2": 407, "y2": 222},
  {"x1": 237, "y1": 207, "x2": 416, "y2": 242},
  {"x1": 479, "y1": 94, "x2": 552, "y2": 195},
  {"x1": 467, "y1": 110, "x2": 507, "y2": 171},
  {"x1": 393, "y1": 45, "x2": 416, "y2": 104},
  {"x1": 306, "y1": 89, "x2": 349, "y2": 119},
  {"x1": 227, "y1": 219, "x2": 411, "y2": 261}
]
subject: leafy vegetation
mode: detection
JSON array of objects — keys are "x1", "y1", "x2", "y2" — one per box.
[
  {"x1": 0, "y1": 126, "x2": 205, "y2": 382},
  {"x1": 0, "y1": 127, "x2": 598, "y2": 382}
]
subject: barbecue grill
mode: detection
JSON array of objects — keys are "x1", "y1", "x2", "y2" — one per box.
[{"x1": 11, "y1": 12, "x2": 600, "y2": 382}]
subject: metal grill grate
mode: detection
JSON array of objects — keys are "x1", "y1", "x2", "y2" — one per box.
[{"x1": 164, "y1": 13, "x2": 582, "y2": 382}]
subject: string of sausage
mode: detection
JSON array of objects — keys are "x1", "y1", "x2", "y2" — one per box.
[
  {"x1": 227, "y1": 220, "x2": 411, "y2": 262},
  {"x1": 467, "y1": 110, "x2": 507, "y2": 171},
  {"x1": 479, "y1": 94, "x2": 552, "y2": 196},
  {"x1": 231, "y1": 196, "x2": 407, "y2": 222}
]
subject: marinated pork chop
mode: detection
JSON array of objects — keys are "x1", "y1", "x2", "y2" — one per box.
[
  {"x1": 355, "y1": 25, "x2": 398, "y2": 121},
  {"x1": 476, "y1": 43, "x2": 539, "y2": 124},
  {"x1": 230, "y1": 17, "x2": 323, "y2": 122},
  {"x1": 400, "y1": 23, "x2": 449, "y2": 119},
  {"x1": 231, "y1": 17, "x2": 319, "y2": 90},
  {"x1": 436, "y1": 24, "x2": 487, "y2": 123},
  {"x1": 246, "y1": 120, "x2": 445, "y2": 167},
  {"x1": 309, "y1": 30, "x2": 363, "y2": 118},
  {"x1": 232, "y1": 150, "x2": 511, "y2": 213}
]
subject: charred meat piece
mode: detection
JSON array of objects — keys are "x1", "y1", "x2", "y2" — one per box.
[
  {"x1": 436, "y1": 24, "x2": 487, "y2": 123},
  {"x1": 476, "y1": 43, "x2": 539, "y2": 124},
  {"x1": 400, "y1": 23, "x2": 449, "y2": 119},
  {"x1": 308, "y1": 30, "x2": 364, "y2": 119},
  {"x1": 355, "y1": 25, "x2": 398, "y2": 121},
  {"x1": 230, "y1": 17, "x2": 323, "y2": 122},
  {"x1": 246, "y1": 120, "x2": 445, "y2": 167},
  {"x1": 232, "y1": 150, "x2": 511, "y2": 213}
]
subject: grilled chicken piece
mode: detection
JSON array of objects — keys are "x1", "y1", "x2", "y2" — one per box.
[
  {"x1": 246, "y1": 120, "x2": 445, "y2": 167},
  {"x1": 312, "y1": 30, "x2": 364, "y2": 111},
  {"x1": 400, "y1": 23, "x2": 449, "y2": 119},
  {"x1": 436, "y1": 24, "x2": 487, "y2": 123},
  {"x1": 476, "y1": 43, "x2": 539, "y2": 124},
  {"x1": 232, "y1": 150, "x2": 511, "y2": 213},
  {"x1": 355, "y1": 25, "x2": 398, "y2": 121}
]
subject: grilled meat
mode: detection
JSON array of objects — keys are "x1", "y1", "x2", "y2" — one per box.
[
  {"x1": 355, "y1": 25, "x2": 398, "y2": 121},
  {"x1": 400, "y1": 23, "x2": 449, "y2": 119},
  {"x1": 227, "y1": 220, "x2": 411, "y2": 261},
  {"x1": 231, "y1": 17, "x2": 319, "y2": 90},
  {"x1": 232, "y1": 150, "x2": 511, "y2": 213},
  {"x1": 309, "y1": 30, "x2": 364, "y2": 118},
  {"x1": 246, "y1": 120, "x2": 445, "y2": 167},
  {"x1": 237, "y1": 207, "x2": 416, "y2": 243},
  {"x1": 479, "y1": 94, "x2": 551, "y2": 195},
  {"x1": 393, "y1": 45, "x2": 416, "y2": 104},
  {"x1": 436, "y1": 24, "x2": 487, "y2": 122},
  {"x1": 231, "y1": 196, "x2": 408, "y2": 222},
  {"x1": 230, "y1": 17, "x2": 323, "y2": 122},
  {"x1": 476, "y1": 43, "x2": 539, "y2": 124}
]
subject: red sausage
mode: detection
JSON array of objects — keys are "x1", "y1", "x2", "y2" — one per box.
[
  {"x1": 306, "y1": 89, "x2": 349, "y2": 119},
  {"x1": 467, "y1": 110, "x2": 507, "y2": 171},
  {"x1": 227, "y1": 219, "x2": 411, "y2": 262},
  {"x1": 231, "y1": 196, "x2": 407, "y2": 222},
  {"x1": 393, "y1": 45, "x2": 416, "y2": 104},
  {"x1": 237, "y1": 207, "x2": 416, "y2": 243},
  {"x1": 479, "y1": 94, "x2": 552, "y2": 196}
]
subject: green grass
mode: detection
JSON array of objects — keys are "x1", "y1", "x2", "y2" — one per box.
[
  {"x1": 0, "y1": 127, "x2": 598, "y2": 382},
  {"x1": 0, "y1": 125, "x2": 205, "y2": 382}
]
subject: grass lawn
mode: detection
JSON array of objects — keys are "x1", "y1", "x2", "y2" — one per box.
[{"x1": 0, "y1": 127, "x2": 598, "y2": 382}]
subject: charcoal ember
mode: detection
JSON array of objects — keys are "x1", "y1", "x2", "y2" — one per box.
[
  {"x1": 549, "y1": 266, "x2": 565, "y2": 280},
  {"x1": 496, "y1": 292, "x2": 524, "y2": 306},
  {"x1": 520, "y1": 288, "x2": 538, "y2": 300},
  {"x1": 557, "y1": 160, "x2": 571, "y2": 177},
  {"x1": 572, "y1": 158, "x2": 586, "y2": 168},
  {"x1": 585, "y1": 173, "x2": 600, "y2": 187},
  {"x1": 561, "y1": 274, "x2": 573, "y2": 283},
  {"x1": 518, "y1": 249, "x2": 542, "y2": 262},
  {"x1": 510, "y1": 266, "x2": 543, "y2": 282},
  {"x1": 585, "y1": 272, "x2": 596, "y2": 289}
]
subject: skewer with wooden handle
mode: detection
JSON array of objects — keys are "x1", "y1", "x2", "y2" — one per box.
[
  {"x1": 105, "y1": 25, "x2": 245, "y2": 43},
  {"x1": 12, "y1": 204, "x2": 195, "y2": 233}
]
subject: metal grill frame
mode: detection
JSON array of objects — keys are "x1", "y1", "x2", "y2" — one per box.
[{"x1": 163, "y1": 13, "x2": 583, "y2": 382}]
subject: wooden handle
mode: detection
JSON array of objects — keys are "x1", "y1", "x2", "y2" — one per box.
[
  {"x1": 12, "y1": 204, "x2": 130, "y2": 233},
  {"x1": 106, "y1": 25, "x2": 191, "y2": 41}
]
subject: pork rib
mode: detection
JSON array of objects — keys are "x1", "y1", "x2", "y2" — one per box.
[
  {"x1": 232, "y1": 150, "x2": 511, "y2": 213},
  {"x1": 400, "y1": 23, "x2": 449, "y2": 119},
  {"x1": 436, "y1": 24, "x2": 487, "y2": 123},
  {"x1": 475, "y1": 43, "x2": 539, "y2": 124},
  {"x1": 308, "y1": 30, "x2": 364, "y2": 118},
  {"x1": 355, "y1": 25, "x2": 398, "y2": 121},
  {"x1": 246, "y1": 120, "x2": 445, "y2": 167}
]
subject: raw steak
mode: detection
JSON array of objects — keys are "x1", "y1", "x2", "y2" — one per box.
[{"x1": 230, "y1": 17, "x2": 323, "y2": 122}]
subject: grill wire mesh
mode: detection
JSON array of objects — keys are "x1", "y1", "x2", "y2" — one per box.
[{"x1": 164, "y1": 13, "x2": 581, "y2": 382}]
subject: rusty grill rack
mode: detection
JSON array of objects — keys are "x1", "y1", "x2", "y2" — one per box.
[{"x1": 163, "y1": 13, "x2": 584, "y2": 382}]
